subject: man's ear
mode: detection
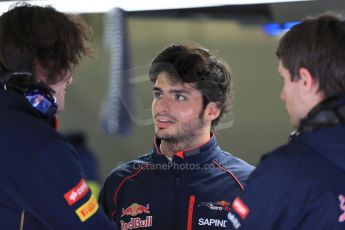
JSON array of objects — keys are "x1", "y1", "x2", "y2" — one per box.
[
  {"x1": 204, "y1": 102, "x2": 221, "y2": 121},
  {"x1": 298, "y1": 67, "x2": 324, "y2": 107},
  {"x1": 34, "y1": 64, "x2": 47, "y2": 83},
  {"x1": 298, "y1": 67, "x2": 318, "y2": 94}
]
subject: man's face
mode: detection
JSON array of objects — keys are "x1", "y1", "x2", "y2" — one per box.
[
  {"x1": 48, "y1": 72, "x2": 73, "y2": 113},
  {"x1": 278, "y1": 61, "x2": 306, "y2": 128},
  {"x1": 152, "y1": 72, "x2": 208, "y2": 142}
]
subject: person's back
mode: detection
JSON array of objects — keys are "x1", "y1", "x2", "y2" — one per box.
[
  {"x1": 0, "y1": 4, "x2": 115, "y2": 229},
  {"x1": 0, "y1": 89, "x2": 86, "y2": 228},
  {"x1": 228, "y1": 13, "x2": 345, "y2": 230}
]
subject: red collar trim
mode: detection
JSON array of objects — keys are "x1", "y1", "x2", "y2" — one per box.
[
  {"x1": 175, "y1": 151, "x2": 184, "y2": 159},
  {"x1": 154, "y1": 133, "x2": 215, "y2": 159}
]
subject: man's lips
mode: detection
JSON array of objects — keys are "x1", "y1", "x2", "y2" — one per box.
[{"x1": 154, "y1": 115, "x2": 175, "y2": 128}]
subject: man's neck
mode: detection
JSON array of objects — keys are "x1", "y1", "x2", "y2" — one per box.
[{"x1": 159, "y1": 134, "x2": 211, "y2": 158}]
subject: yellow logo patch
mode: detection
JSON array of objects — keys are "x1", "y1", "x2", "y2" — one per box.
[{"x1": 75, "y1": 194, "x2": 99, "y2": 222}]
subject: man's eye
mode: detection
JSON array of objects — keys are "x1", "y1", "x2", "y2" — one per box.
[
  {"x1": 153, "y1": 91, "x2": 161, "y2": 98},
  {"x1": 176, "y1": 94, "x2": 186, "y2": 101}
]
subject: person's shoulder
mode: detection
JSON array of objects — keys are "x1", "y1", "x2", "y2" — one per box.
[
  {"x1": 280, "y1": 135, "x2": 344, "y2": 186},
  {"x1": 6, "y1": 123, "x2": 70, "y2": 163},
  {"x1": 254, "y1": 141, "x2": 325, "y2": 183},
  {"x1": 16, "y1": 114, "x2": 64, "y2": 146},
  {"x1": 261, "y1": 141, "x2": 309, "y2": 165},
  {"x1": 242, "y1": 143, "x2": 307, "y2": 200},
  {"x1": 214, "y1": 150, "x2": 255, "y2": 184},
  {"x1": 217, "y1": 150, "x2": 255, "y2": 172},
  {"x1": 246, "y1": 142, "x2": 345, "y2": 228},
  {"x1": 3, "y1": 107, "x2": 62, "y2": 143},
  {"x1": 104, "y1": 152, "x2": 153, "y2": 181}
]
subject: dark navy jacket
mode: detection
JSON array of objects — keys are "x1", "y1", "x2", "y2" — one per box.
[
  {"x1": 99, "y1": 136, "x2": 254, "y2": 230},
  {"x1": 0, "y1": 89, "x2": 116, "y2": 229},
  {"x1": 229, "y1": 96, "x2": 345, "y2": 230}
]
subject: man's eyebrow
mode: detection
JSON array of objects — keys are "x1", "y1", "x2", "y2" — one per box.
[
  {"x1": 152, "y1": 86, "x2": 164, "y2": 92},
  {"x1": 152, "y1": 87, "x2": 191, "y2": 94},
  {"x1": 169, "y1": 89, "x2": 191, "y2": 94}
]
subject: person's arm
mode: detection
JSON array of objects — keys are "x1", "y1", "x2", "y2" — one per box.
[
  {"x1": 16, "y1": 140, "x2": 116, "y2": 229},
  {"x1": 99, "y1": 163, "x2": 137, "y2": 227},
  {"x1": 228, "y1": 152, "x2": 292, "y2": 230},
  {"x1": 99, "y1": 172, "x2": 118, "y2": 218}
]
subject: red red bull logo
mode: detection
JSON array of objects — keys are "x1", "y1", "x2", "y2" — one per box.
[
  {"x1": 339, "y1": 194, "x2": 345, "y2": 223},
  {"x1": 121, "y1": 203, "x2": 150, "y2": 217},
  {"x1": 120, "y1": 216, "x2": 153, "y2": 230}
]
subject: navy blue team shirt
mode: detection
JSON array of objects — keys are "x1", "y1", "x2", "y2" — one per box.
[
  {"x1": 99, "y1": 135, "x2": 254, "y2": 230},
  {"x1": 0, "y1": 89, "x2": 116, "y2": 229},
  {"x1": 228, "y1": 95, "x2": 345, "y2": 230}
]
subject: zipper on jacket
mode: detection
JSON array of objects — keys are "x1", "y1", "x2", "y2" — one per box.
[{"x1": 187, "y1": 195, "x2": 195, "y2": 230}]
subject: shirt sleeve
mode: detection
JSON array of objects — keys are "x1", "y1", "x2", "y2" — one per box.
[
  {"x1": 99, "y1": 173, "x2": 118, "y2": 218},
  {"x1": 11, "y1": 140, "x2": 116, "y2": 229}
]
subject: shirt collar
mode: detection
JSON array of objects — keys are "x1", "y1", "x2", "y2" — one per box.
[
  {"x1": 0, "y1": 89, "x2": 57, "y2": 129},
  {"x1": 152, "y1": 133, "x2": 218, "y2": 160}
]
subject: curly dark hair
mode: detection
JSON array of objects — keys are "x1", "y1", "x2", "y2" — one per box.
[
  {"x1": 0, "y1": 3, "x2": 92, "y2": 85},
  {"x1": 149, "y1": 43, "x2": 232, "y2": 128},
  {"x1": 276, "y1": 13, "x2": 345, "y2": 98}
]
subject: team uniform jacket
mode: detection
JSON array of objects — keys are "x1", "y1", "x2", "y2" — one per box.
[
  {"x1": 99, "y1": 136, "x2": 254, "y2": 230},
  {"x1": 229, "y1": 95, "x2": 345, "y2": 230},
  {"x1": 0, "y1": 89, "x2": 116, "y2": 229}
]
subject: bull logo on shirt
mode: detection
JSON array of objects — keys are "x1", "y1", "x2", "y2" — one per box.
[
  {"x1": 120, "y1": 203, "x2": 152, "y2": 230},
  {"x1": 121, "y1": 203, "x2": 150, "y2": 217},
  {"x1": 339, "y1": 194, "x2": 345, "y2": 223}
]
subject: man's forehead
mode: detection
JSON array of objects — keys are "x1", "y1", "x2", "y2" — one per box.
[{"x1": 155, "y1": 72, "x2": 197, "y2": 89}]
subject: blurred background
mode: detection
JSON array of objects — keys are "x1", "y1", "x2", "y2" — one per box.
[{"x1": 3, "y1": 0, "x2": 344, "y2": 181}]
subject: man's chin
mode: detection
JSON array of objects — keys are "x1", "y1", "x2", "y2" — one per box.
[{"x1": 156, "y1": 132, "x2": 175, "y2": 142}]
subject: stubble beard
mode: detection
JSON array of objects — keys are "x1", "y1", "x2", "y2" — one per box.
[{"x1": 156, "y1": 110, "x2": 206, "y2": 148}]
